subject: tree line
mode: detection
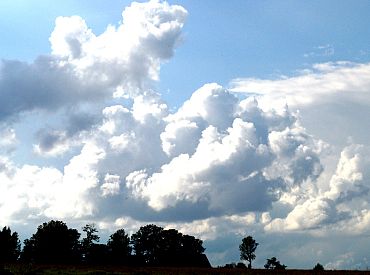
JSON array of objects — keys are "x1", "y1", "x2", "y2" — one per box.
[
  {"x1": 0, "y1": 221, "x2": 209, "y2": 267},
  {"x1": 1, "y1": 222, "x2": 326, "y2": 270}
]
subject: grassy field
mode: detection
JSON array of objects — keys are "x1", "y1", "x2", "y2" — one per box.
[{"x1": 2, "y1": 264, "x2": 370, "y2": 275}]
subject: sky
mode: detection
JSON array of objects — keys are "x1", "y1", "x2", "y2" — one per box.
[{"x1": 1, "y1": 0, "x2": 370, "y2": 269}]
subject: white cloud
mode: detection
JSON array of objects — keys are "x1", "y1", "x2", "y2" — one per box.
[
  {"x1": 49, "y1": 0, "x2": 187, "y2": 94},
  {"x1": 126, "y1": 84, "x2": 323, "y2": 216},
  {"x1": 230, "y1": 61, "x2": 370, "y2": 152},
  {"x1": 0, "y1": 141, "x2": 105, "y2": 224},
  {"x1": 326, "y1": 144, "x2": 370, "y2": 202},
  {"x1": 230, "y1": 61, "x2": 370, "y2": 108},
  {"x1": 101, "y1": 174, "x2": 121, "y2": 197}
]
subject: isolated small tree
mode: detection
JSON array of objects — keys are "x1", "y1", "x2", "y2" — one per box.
[
  {"x1": 239, "y1": 236, "x2": 258, "y2": 269},
  {"x1": 313, "y1": 262, "x2": 324, "y2": 271},
  {"x1": 264, "y1": 257, "x2": 286, "y2": 270}
]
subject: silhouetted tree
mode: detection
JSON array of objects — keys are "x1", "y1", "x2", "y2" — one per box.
[
  {"x1": 82, "y1": 223, "x2": 100, "y2": 263},
  {"x1": 21, "y1": 220, "x2": 80, "y2": 264},
  {"x1": 107, "y1": 228, "x2": 131, "y2": 264},
  {"x1": 131, "y1": 224, "x2": 164, "y2": 265},
  {"x1": 313, "y1": 262, "x2": 324, "y2": 271},
  {"x1": 264, "y1": 257, "x2": 286, "y2": 270},
  {"x1": 0, "y1": 226, "x2": 20, "y2": 263},
  {"x1": 239, "y1": 236, "x2": 258, "y2": 269},
  {"x1": 131, "y1": 224, "x2": 207, "y2": 267}
]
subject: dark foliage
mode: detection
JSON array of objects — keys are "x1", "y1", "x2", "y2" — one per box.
[
  {"x1": 107, "y1": 228, "x2": 131, "y2": 264},
  {"x1": 239, "y1": 236, "x2": 258, "y2": 269},
  {"x1": 131, "y1": 224, "x2": 164, "y2": 265},
  {"x1": 131, "y1": 224, "x2": 207, "y2": 267},
  {"x1": 87, "y1": 243, "x2": 110, "y2": 264},
  {"x1": 236, "y1": 262, "x2": 247, "y2": 268},
  {"x1": 222, "y1": 262, "x2": 246, "y2": 269},
  {"x1": 81, "y1": 223, "x2": 100, "y2": 263},
  {"x1": 313, "y1": 262, "x2": 324, "y2": 271},
  {"x1": 13, "y1": 221, "x2": 209, "y2": 268},
  {"x1": 0, "y1": 267, "x2": 13, "y2": 275},
  {"x1": 20, "y1": 220, "x2": 80, "y2": 264},
  {"x1": 0, "y1": 226, "x2": 20, "y2": 263},
  {"x1": 264, "y1": 256, "x2": 287, "y2": 270},
  {"x1": 223, "y1": 262, "x2": 237, "y2": 268}
]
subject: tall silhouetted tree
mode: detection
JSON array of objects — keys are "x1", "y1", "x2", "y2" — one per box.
[
  {"x1": 21, "y1": 220, "x2": 80, "y2": 264},
  {"x1": 239, "y1": 236, "x2": 258, "y2": 269},
  {"x1": 82, "y1": 224, "x2": 99, "y2": 249},
  {"x1": 264, "y1": 257, "x2": 286, "y2": 270},
  {"x1": 0, "y1": 226, "x2": 20, "y2": 263},
  {"x1": 82, "y1": 224, "x2": 100, "y2": 263},
  {"x1": 107, "y1": 228, "x2": 131, "y2": 264},
  {"x1": 131, "y1": 224, "x2": 164, "y2": 265}
]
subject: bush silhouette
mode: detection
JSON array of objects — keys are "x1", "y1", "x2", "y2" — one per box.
[
  {"x1": 264, "y1": 256, "x2": 287, "y2": 270},
  {"x1": 313, "y1": 262, "x2": 324, "y2": 271}
]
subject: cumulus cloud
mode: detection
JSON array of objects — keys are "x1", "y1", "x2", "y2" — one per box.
[
  {"x1": 230, "y1": 61, "x2": 370, "y2": 149},
  {"x1": 265, "y1": 143, "x2": 370, "y2": 233},
  {"x1": 2, "y1": 1, "x2": 327, "y2": 228},
  {"x1": 0, "y1": 0, "x2": 186, "y2": 222},
  {"x1": 227, "y1": 61, "x2": 370, "y2": 239},
  {"x1": 0, "y1": 142, "x2": 105, "y2": 225},
  {"x1": 100, "y1": 174, "x2": 121, "y2": 197},
  {"x1": 49, "y1": 0, "x2": 187, "y2": 93},
  {"x1": 0, "y1": 0, "x2": 186, "y2": 127},
  {"x1": 126, "y1": 83, "x2": 323, "y2": 217}
]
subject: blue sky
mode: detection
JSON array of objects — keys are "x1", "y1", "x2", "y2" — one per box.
[{"x1": 1, "y1": 0, "x2": 370, "y2": 269}]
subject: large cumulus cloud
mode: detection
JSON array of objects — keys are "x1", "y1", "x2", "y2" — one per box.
[{"x1": 126, "y1": 83, "x2": 323, "y2": 216}]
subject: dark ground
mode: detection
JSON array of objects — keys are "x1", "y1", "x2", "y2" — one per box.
[{"x1": 2, "y1": 264, "x2": 370, "y2": 275}]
